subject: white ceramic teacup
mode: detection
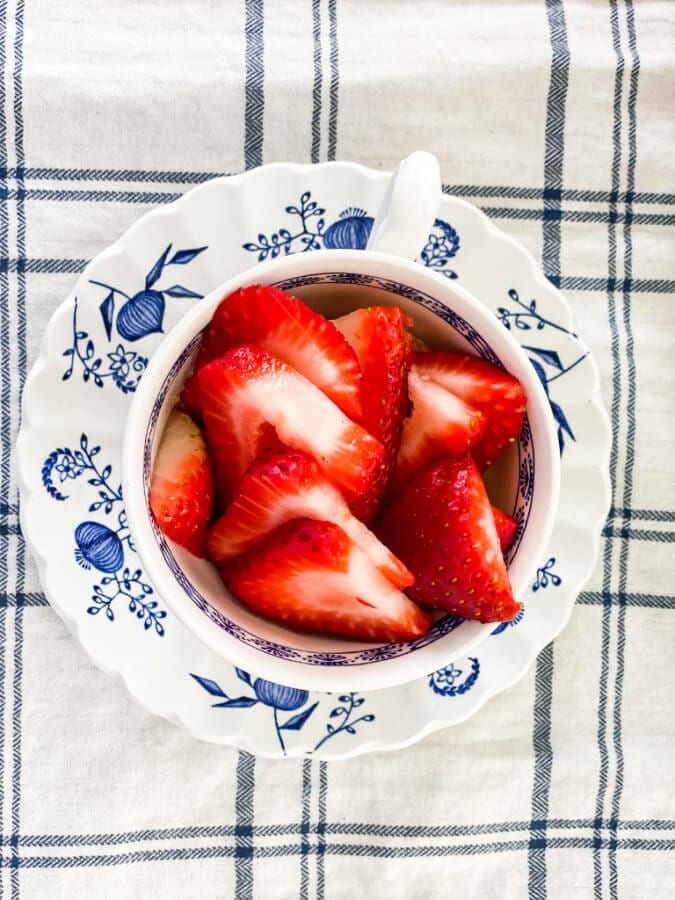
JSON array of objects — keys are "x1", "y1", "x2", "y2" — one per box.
[{"x1": 122, "y1": 153, "x2": 560, "y2": 692}]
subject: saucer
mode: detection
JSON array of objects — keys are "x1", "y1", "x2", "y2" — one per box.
[{"x1": 17, "y1": 162, "x2": 611, "y2": 758}]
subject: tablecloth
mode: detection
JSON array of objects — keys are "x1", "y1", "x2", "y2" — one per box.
[{"x1": 1, "y1": 1, "x2": 673, "y2": 898}]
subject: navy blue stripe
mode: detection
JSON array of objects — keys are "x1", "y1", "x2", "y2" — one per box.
[
  {"x1": 0, "y1": 167, "x2": 672, "y2": 205},
  {"x1": 316, "y1": 762, "x2": 327, "y2": 900},
  {"x1": 234, "y1": 751, "x2": 255, "y2": 900},
  {"x1": 6, "y1": 188, "x2": 182, "y2": 204},
  {"x1": 0, "y1": 836, "x2": 673, "y2": 869},
  {"x1": 595, "y1": 2, "x2": 625, "y2": 895},
  {"x1": 442, "y1": 184, "x2": 675, "y2": 205},
  {"x1": 244, "y1": 0, "x2": 264, "y2": 169},
  {"x1": 528, "y1": 643, "x2": 555, "y2": 898},
  {"x1": 1, "y1": 817, "x2": 673, "y2": 847},
  {"x1": 541, "y1": 0, "x2": 570, "y2": 281},
  {"x1": 11, "y1": 0, "x2": 27, "y2": 893},
  {"x1": 300, "y1": 760, "x2": 311, "y2": 899},
  {"x1": 485, "y1": 206, "x2": 673, "y2": 227},
  {"x1": 529, "y1": 3, "x2": 569, "y2": 896},
  {"x1": 578, "y1": 591, "x2": 674, "y2": 609},
  {"x1": 327, "y1": 0, "x2": 339, "y2": 161},
  {"x1": 609, "y1": 507, "x2": 675, "y2": 522},
  {"x1": 310, "y1": 0, "x2": 322, "y2": 164},
  {"x1": 610, "y1": 4, "x2": 641, "y2": 896},
  {"x1": 602, "y1": 526, "x2": 673, "y2": 542}
]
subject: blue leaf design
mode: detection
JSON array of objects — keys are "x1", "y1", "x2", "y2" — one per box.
[
  {"x1": 212, "y1": 697, "x2": 258, "y2": 709},
  {"x1": 529, "y1": 358, "x2": 550, "y2": 395},
  {"x1": 99, "y1": 292, "x2": 115, "y2": 341},
  {"x1": 190, "y1": 673, "x2": 227, "y2": 698},
  {"x1": 168, "y1": 247, "x2": 208, "y2": 266},
  {"x1": 235, "y1": 668, "x2": 252, "y2": 686},
  {"x1": 280, "y1": 702, "x2": 319, "y2": 731},
  {"x1": 145, "y1": 244, "x2": 172, "y2": 290},
  {"x1": 163, "y1": 284, "x2": 203, "y2": 299},
  {"x1": 523, "y1": 346, "x2": 564, "y2": 371}
]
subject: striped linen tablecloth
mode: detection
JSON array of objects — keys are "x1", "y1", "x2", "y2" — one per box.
[{"x1": 1, "y1": 1, "x2": 673, "y2": 898}]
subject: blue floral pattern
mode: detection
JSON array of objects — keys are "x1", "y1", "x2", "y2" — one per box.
[
  {"x1": 533, "y1": 557, "x2": 562, "y2": 591},
  {"x1": 42, "y1": 434, "x2": 166, "y2": 635},
  {"x1": 498, "y1": 288, "x2": 587, "y2": 453},
  {"x1": 429, "y1": 658, "x2": 481, "y2": 697},
  {"x1": 191, "y1": 671, "x2": 374, "y2": 755},
  {"x1": 242, "y1": 192, "x2": 460, "y2": 272},
  {"x1": 64, "y1": 243, "x2": 207, "y2": 393}
]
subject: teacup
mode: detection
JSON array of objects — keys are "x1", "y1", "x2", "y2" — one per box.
[{"x1": 122, "y1": 153, "x2": 560, "y2": 692}]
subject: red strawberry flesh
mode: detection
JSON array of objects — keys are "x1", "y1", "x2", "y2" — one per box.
[
  {"x1": 222, "y1": 518, "x2": 431, "y2": 642},
  {"x1": 377, "y1": 455, "x2": 521, "y2": 623},
  {"x1": 334, "y1": 306, "x2": 413, "y2": 522},
  {"x1": 182, "y1": 285, "x2": 363, "y2": 420},
  {"x1": 207, "y1": 450, "x2": 412, "y2": 588},
  {"x1": 492, "y1": 505, "x2": 517, "y2": 551},
  {"x1": 412, "y1": 351, "x2": 526, "y2": 470},
  {"x1": 197, "y1": 345, "x2": 385, "y2": 506},
  {"x1": 149, "y1": 410, "x2": 213, "y2": 557},
  {"x1": 392, "y1": 366, "x2": 485, "y2": 491}
]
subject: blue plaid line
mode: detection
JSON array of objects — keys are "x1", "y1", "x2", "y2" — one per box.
[
  {"x1": 6, "y1": 188, "x2": 183, "y2": 204},
  {"x1": 578, "y1": 591, "x2": 674, "y2": 609},
  {"x1": 0, "y1": 595, "x2": 47, "y2": 609},
  {"x1": 528, "y1": 2, "x2": 570, "y2": 896},
  {"x1": 1, "y1": 817, "x2": 673, "y2": 847},
  {"x1": 327, "y1": 0, "x2": 339, "y2": 161},
  {"x1": 234, "y1": 751, "x2": 255, "y2": 900},
  {"x1": 486, "y1": 206, "x2": 673, "y2": 227},
  {"x1": 442, "y1": 184, "x2": 675, "y2": 204},
  {"x1": 602, "y1": 526, "x2": 674, "y2": 542},
  {"x1": 609, "y1": 507, "x2": 675, "y2": 522},
  {"x1": 0, "y1": 167, "x2": 228, "y2": 183},
  {"x1": 300, "y1": 760, "x2": 312, "y2": 899},
  {"x1": 311, "y1": 0, "x2": 322, "y2": 164},
  {"x1": 316, "y1": 762, "x2": 327, "y2": 900},
  {"x1": 244, "y1": 0, "x2": 265, "y2": 170},
  {"x1": 609, "y1": 4, "x2": 641, "y2": 897},
  {"x1": 10, "y1": 0, "x2": 26, "y2": 894}
]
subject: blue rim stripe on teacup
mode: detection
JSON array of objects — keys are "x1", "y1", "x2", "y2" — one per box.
[{"x1": 142, "y1": 273, "x2": 534, "y2": 667}]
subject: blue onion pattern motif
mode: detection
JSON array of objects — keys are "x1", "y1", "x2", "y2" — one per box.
[
  {"x1": 64, "y1": 243, "x2": 206, "y2": 393},
  {"x1": 74, "y1": 522, "x2": 124, "y2": 573},
  {"x1": 43, "y1": 434, "x2": 166, "y2": 636},
  {"x1": 323, "y1": 208, "x2": 374, "y2": 249},
  {"x1": 116, "y1": 290, "x2": 166, "y2": 342},
  {"x1": 192, "y1": 672, "x2": 375, "y2": 755},
  {"x1": 252, "y1": 679, "x2": 309, "y2": 710},
  {"x1": 428, "y1": 657, "x2": 480, "y2": 696},
  {"x1": 191, "y1": 669, "x2": 318, "y2": 755}
]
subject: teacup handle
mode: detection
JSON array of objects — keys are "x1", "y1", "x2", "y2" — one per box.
[{"x1": 366, "y1": 151, "x2": 441, "y2": 260}]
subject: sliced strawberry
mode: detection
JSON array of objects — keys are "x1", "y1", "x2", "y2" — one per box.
[
  {"x1": 334, "y1": 306, "x2": 413, "y2": 522},
  {"x1": 412, "y1": 351, "x2": 526, "y2": 469},
  {"x1": 377, "y1": 456, "x2": 520, "y2": 623},
  {"x1": 392, "y1": 366, "x2": 485, "y2": 492},
  {"x1": 492, "y1": 505, "x2": 517, "y2": 551},
  {"x1": 149, "y1": 410, "x2": 213, "y2": 557},
  {"x1": 207, "y1": 450, "x2": 413, "y2": 588},
  {"x1": 182, "y1": 285, "x2": 363, "y2": 421},
  {"x1": 197, "y1": 345, "x2": 385, "y2": 506},
  {"x1": 222, "y1": 518, "x2": 430, "y2": 642}
]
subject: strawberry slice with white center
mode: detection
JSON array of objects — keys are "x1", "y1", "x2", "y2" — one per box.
[
  {"x1": 222, "y1": 518, "x2": 431, "y2": 643},
  {"x1": 149, "y1": 410, "x2": 214, "y2": 557},
  {"x1": 182, "y1": 285, "x2": 363, "y2": 421},
  {"x1": 412, "y1": 351, "x2": 527, "y2": 469},
  {"x1": 376, "y1": 455, "x2": 521, "y2": 623},
  {"x1": 197, "y1": 345, "x2": 385, "y2": 506},
  {"x1": 334, "y1": 306, "x2": 413, "y2": 523},
  {"x1": 392, "y1": 366, "x2": 485, "y2": 492},
  {"x1": 207, "y1": 450, "x2": 413, "y2": 589}
]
